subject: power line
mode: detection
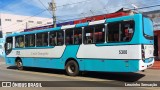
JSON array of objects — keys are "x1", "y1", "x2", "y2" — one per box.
[
  {"x1": 53, "y1": 4, "x2": 160, "y2": 23},
  {"x1": 136, "y1": 4, "x2": 160, "y2": 10},
  {"x1": 56, "y1": 0, "x2": 92, "y2": 8},
  {"x1": 1, "y1": 0, "x2": 92, "y2": 30},
  {"x1": 38, "y1": 0, "x2": 53, "y2": 15},
  {"x1": 56, "y1": 2, "x2": 160, "y2": 22},
  {"x1": 4, "y1": 3, "x2": 160, "y2": 31},
  {"x1": 3, "y1": 0, "x2": 160, "y2": 32},
  {"x1": 7, "y1": 2, "x2": 160, "y2": 31}
]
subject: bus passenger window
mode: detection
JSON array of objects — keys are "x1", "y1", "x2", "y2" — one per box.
[
  {"x1": 36, "y1": 32, "x2": 48, "y2": 47},
  {"x1": 49, "y1": 31, "x2": 57, "y2": 46},
  {"x1": 65, "y1": 29, "x2": 74, "y2": 45},
  {"x1": 25, "y1": 34, "x2": 35, "y2": 47},
  {"x1": 57, "y1": 31, "x2": 64, "y2": 46},
  {"x1": 84, "y1": 26, "x2": 94, "y2": 44},
  {"x1": 74, "y1": 28, "x2": 82, "y2": 44},
  {"x1": 15, "y1": 36, "x2": 24, "y2": 48},
  {"x1": 108, "y1": 22, "x2": 120, "y2": 42},
  {"x1": 94, "y1": 24, "x2": 105, "y2": 43},
  {"x1": 107, "y1": 20, "x2": 134, "y2": 42}
]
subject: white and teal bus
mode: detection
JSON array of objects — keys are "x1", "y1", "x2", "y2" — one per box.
[{"x1": 4, "y1": 14, "x2": 154, "y2": 76}]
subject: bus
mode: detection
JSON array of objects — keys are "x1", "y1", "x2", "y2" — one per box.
[{"x1": 4, "y1": 14, "x2": 154, "y2": 76}]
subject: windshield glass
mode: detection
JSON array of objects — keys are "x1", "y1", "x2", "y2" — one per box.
[
  {"x1": 5, "y1": 37, "x2": 13, "y2": 55},
  {"x1": 143, "y1": 17, "x2": 154, "y2": 37}
]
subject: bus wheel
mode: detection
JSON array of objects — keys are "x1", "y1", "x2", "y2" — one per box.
[
  {"x1": 65, "y1": 60, "x2": 79, "y2": 76},
  {"x1": 16, "y1": 60, "x2": 23, "y2": 70}
]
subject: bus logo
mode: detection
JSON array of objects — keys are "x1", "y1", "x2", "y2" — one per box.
[{"x1": 16, "y1": 51, "x2": 20, "y2": 55}]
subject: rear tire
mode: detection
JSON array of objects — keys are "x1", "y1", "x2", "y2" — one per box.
[
  {"x1": 16, "y1": 59, "x2": 23, "y2": 70},
  {"x1": 65, "y1": 60, "x2": 79, "y2": 76}
]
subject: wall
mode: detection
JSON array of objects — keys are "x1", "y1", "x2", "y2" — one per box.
[{"x1": 0, "y1": 13, "x2": 53, "y2": 33}]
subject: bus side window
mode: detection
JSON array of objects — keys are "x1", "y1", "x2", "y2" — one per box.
[
  {"x1": 74, "y1": 28, "x2": 82, "y2": 44},
  {"x1": 49, "y1": 31, "x2": 57, "y2": 46},
  {"x1": 25, "y1": 34, "x2": 35, "y2": 47},
  {"x1": 107, "y1": 22, "x2": 120, "y2": 42},
  {"x1": 94, "y1": 24, "x2": 105, "y2": 43},
  {"x1": 36, "y1": 34, "x2": 42, "y2": 46},
  {"x1": 15, "y1": 35, "x2": 24, "y2": 48},
  {"x1": 36, "y1": 32, "x2": 48, "y2": 47},
  {"x1": 114, "y1": 34, "x2": 119, "y2": 41},
  {"x1": 57, "y1": 31, "x2": 64, "y2": 46},
  {"x1": 84, "y1": 26, "x2": 94, "y2": 44},
  {"x1": 107, "y1": 20, "x2": 134, "y2": 42},
  {"x1": 65, "y1": 29, "x2": 74, "y2": 45}
]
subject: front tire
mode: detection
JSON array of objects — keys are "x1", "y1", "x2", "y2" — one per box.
[
  {"x1": 16, "y1": 60, "x2": 23, "y2": 70},
  {"x1": 65, "y1": 60, "x2": 79, "y2": 76}
]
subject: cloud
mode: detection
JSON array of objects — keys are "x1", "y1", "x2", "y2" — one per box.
[
  {"x1": 22, "y1": 0, "x2": 51, "y2": 10},
  {"x1": 1, "y1": 0, "x2": 160, "y2": 21},
  {"x1": 55, "y1": 0, "x2": 160, "y2": 22},
  {"x1": 0, "y1": 0, "x2": 52, "y2": 18},
  {"x1": 55, "y1": 0, "x2": 109, "y2": 22}
]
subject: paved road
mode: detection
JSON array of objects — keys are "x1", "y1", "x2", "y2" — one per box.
[{"x1": 0, "y1": 57, "x2": 159, "y2": 90}]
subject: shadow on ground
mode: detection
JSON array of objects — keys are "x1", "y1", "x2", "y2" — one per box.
[{"x1": 7, "y1": 66, "x2": 145, "y2": 82}]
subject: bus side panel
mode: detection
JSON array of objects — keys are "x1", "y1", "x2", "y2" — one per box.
[
  {"x1": 62, "y1": 45, "x2": 85, "y2": 71},
  {"x1": 83, "y1": 59, "x2": 139, "y2": 72},
  {"x1": 21, "y1": 58, "x2": 64, "y2": 69},
  {"x1": 5, "y1": 57, "x2": 16, "y2": 66},
  {"x1": 18, "y1": 45, "x2": 83, "y2": 70},
  {"x1": 132, "y1": 14, "x2": 142, "y2": 44}
]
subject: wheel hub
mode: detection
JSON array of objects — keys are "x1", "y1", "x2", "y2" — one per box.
[{"x1": 68, "y1": 64, "x2": 76, "y2": 73}]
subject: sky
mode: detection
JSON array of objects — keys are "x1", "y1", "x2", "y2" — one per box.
[{"x1": 0, "y1": 0, "x2": 160, "y2": 23}]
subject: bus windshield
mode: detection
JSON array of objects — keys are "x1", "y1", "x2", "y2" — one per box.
[
  {"x1": 143, "y1": 17, "x2": 154, "y2": 37},
  {"x1": 5, "y1": 37, "x2": 13, "y2": 55}
]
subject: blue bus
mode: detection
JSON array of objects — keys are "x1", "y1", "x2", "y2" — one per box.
[{"x1": 4, "y1": 14, "x2": 154, "y2": 76}]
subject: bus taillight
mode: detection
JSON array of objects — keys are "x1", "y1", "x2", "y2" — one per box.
[{"x1": 141, "y1": 45, "x2": 145, "y2": 61}]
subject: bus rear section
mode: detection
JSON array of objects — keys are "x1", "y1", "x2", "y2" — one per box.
[
  {"x1": 77, "y1": 14, "x2": 155, "y2": 73},
  {"x1": 139, "y1": 16, "x2": 154, "y2": 71},
  {"x1": 139, "y1": 45, "x2": 154, "y2": 70}
]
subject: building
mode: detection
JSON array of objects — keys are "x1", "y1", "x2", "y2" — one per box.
[
  {"x1": 0, "y1": 13, "x2": 53, "y2": 56},
  {"x1": 0, "y1": 13, "x2": 53, "y2": 34}
]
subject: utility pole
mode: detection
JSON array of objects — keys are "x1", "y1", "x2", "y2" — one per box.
[
  {"x1": 48, "y1": 0, "x2": 56, "y2": 27},
  {"x1": 51, "y1": 0, "x2": 56, "y2": 28}
]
